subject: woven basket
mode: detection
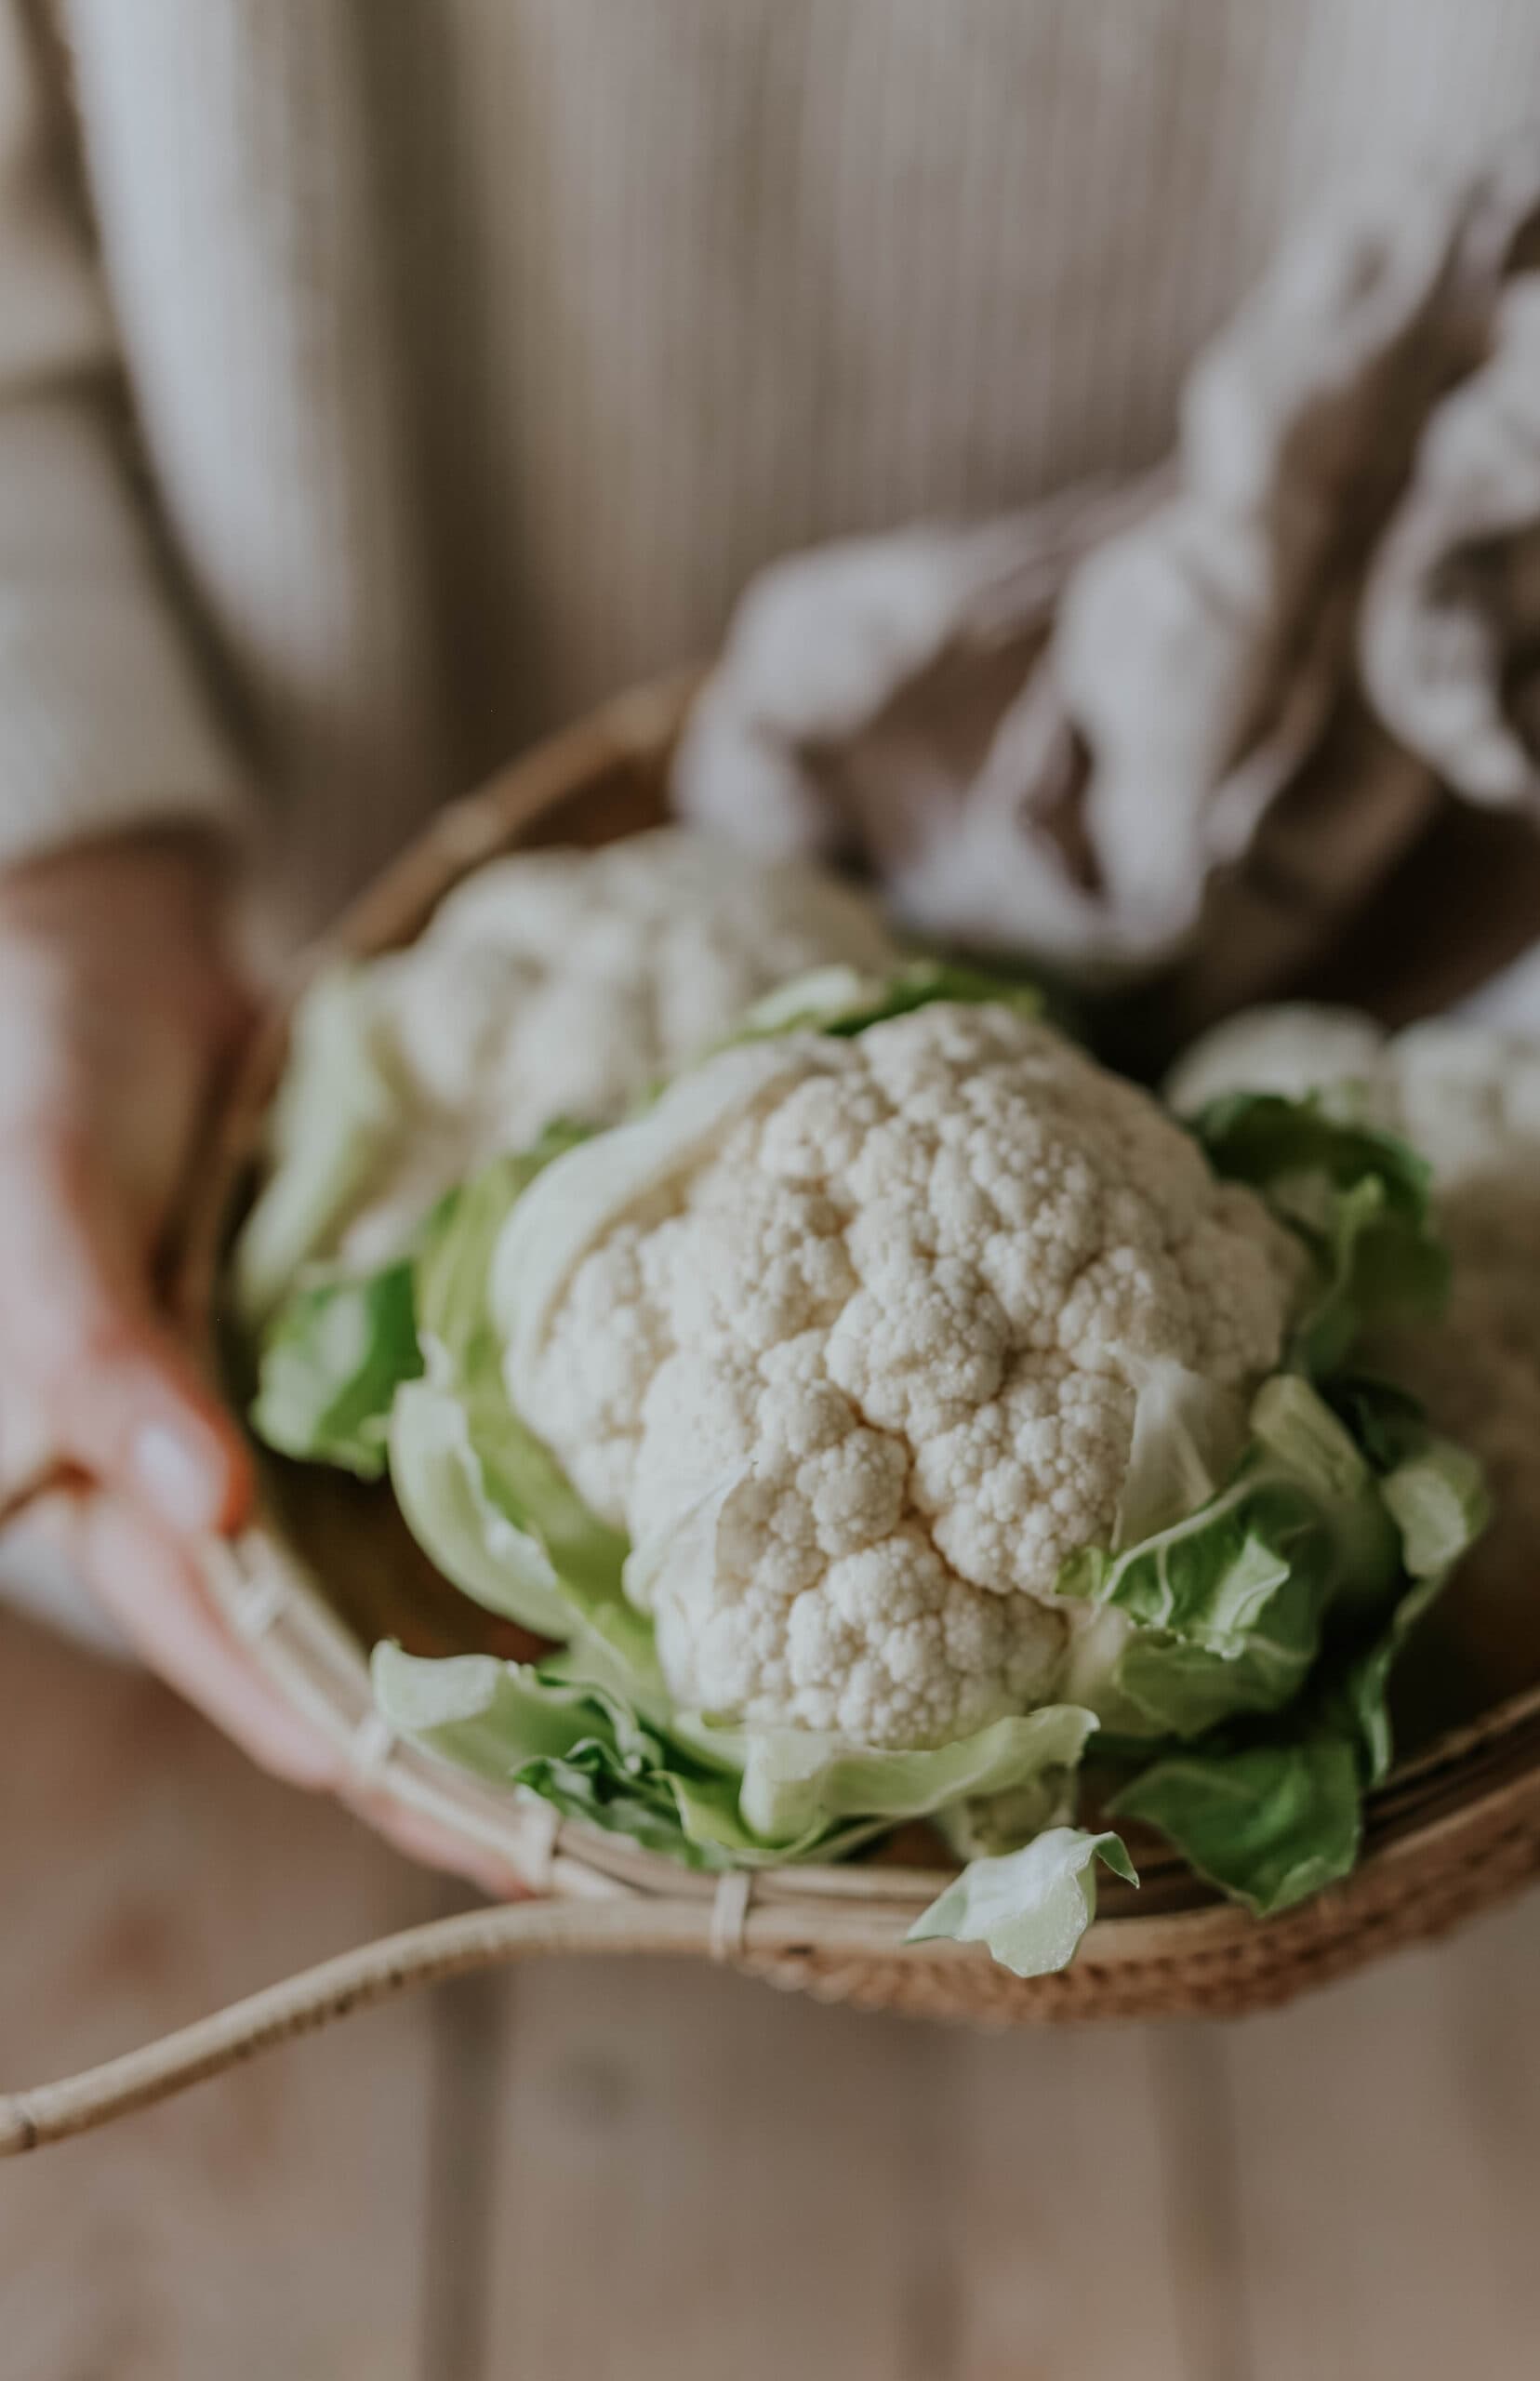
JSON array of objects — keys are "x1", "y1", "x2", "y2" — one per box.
[{"x1": 8, "y1": 671, "x2": 1540, "y2": 2152}]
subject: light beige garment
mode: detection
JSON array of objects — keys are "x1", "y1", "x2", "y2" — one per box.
[{"x1": 2, "y1": 4, "x2": 1540, "y2": 940}]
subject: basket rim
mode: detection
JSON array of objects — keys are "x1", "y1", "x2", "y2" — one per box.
[
  {"x1": 178, "y1": 672, "x2": 1540, "y2": 1953},
  {"x1": 195, "y1": 1513, "x2": 1540, "y2": 1926}
]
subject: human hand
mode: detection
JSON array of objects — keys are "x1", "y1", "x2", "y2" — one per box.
[
  {"x1": 0, "y1": 835, "x2": 317, "y2": 1754},
  {"x1": 0, "y1": 836, "x2": 528, "y2": 1895}
]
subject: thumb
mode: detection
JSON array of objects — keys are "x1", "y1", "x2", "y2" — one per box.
[{"x1": 0, "y1": 1131, "x2": 250, "y2": 1536}]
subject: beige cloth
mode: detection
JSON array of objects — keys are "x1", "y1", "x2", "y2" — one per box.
[
  {"x1": 677, "y1": 134, "x2": 1540, "y2": 1027},
  {"x1": 2, "y1": 5, "x2": 1540, "y2": 943}
]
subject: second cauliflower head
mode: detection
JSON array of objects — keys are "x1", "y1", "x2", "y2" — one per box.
[
  {"x1": 501, "y1": 1003, "x2": 1303, "y2": 1749},
  {"x1": 235, "y1": 826, "x2": 898, "y2": 1312},
  {"x1": 1171, "y1": 1003, "x2": 1540, "y2": 1666}
]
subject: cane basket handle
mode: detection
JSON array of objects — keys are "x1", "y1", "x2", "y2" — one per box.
[{"x1": 0, "y1": 1895, "x2": 777, "y2": 2155}]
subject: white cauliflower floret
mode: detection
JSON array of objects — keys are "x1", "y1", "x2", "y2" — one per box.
[
  {"x1": 339, "y1": 828, "x2": 896, "y2": 1265},
  {"x1": 515, "y1": 1005, "x2": 1302, "y2": 1749}
]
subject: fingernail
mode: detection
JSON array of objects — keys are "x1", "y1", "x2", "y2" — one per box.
[{"x1": 130, "y1": 1421, "x2": 219, "y2": 1534}]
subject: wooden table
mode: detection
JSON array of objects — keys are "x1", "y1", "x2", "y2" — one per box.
[{"x1": 2, "y1": 1604, "x2": 1536, "y2": 2381}]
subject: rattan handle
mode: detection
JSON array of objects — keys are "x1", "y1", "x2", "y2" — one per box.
[{"x1": 0, "y1": 1895, "x2": 743, "y2": 2155}]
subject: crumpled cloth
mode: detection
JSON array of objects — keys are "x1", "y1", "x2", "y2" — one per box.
[{"x1": 675, "y1": 130, "x2": 1540, "y2": 1031}]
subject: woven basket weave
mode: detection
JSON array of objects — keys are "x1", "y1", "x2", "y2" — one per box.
[{"x1": 8, "y1": 671, "x2": 1540, "y2": 2151}]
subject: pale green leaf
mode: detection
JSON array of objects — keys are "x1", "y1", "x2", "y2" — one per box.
[
  {"x1": 908, "y1": 1829, "x2": 1137, "y2": 1976},
  {"x1": 251, "y1": 1255, "x2": 421, "y2": 1479},
  {"x1": 234, "y1": 966, "x2": 401, "y2": 1322},
  {"x1": 1109, "y1": 1735, "x2": 1362, "y2": 1916},
  {"x1": 737, "y1": 1705, "x2": 1098, "y2": 1844}
]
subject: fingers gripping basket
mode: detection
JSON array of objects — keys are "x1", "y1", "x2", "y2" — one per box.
[{"x1": 8, "y1": 674, "x2": 1540, "y2": 2152}]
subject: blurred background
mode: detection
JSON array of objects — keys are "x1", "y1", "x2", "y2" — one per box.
[{"x1": 4, "y1": 1597, "x2": 1537, "y2": 2381}]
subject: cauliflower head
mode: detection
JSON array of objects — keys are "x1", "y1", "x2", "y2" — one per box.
[
  {"x1": 373, "y1": 827, "x2": 896, "y2": 1152},
  {"x1": 237, "y1": 828, "x2": 898, "y2": 1310},
  {"x1": 256, "y1": 954, "x2": 1484, "y2": 1948},
  {"x1": 505, "y1": 1004, "x2": 1303, "y2": 1749},
  {"x1": 1171, "y1": 1004, "x2": 1540, "y2": 1646},
  {"x1": 1168, "y1": 1004, "x2": 1540, "y2": 1184}
]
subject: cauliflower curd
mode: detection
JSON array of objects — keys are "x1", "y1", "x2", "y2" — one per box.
[{"x1": 512, "y1": 1004, "x2": 1303, "y2": 1747}]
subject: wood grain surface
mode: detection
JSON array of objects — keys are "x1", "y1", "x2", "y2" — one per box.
[{"x1": 3, "y1": 1606, "x2": 1537, "y2": 2381}]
